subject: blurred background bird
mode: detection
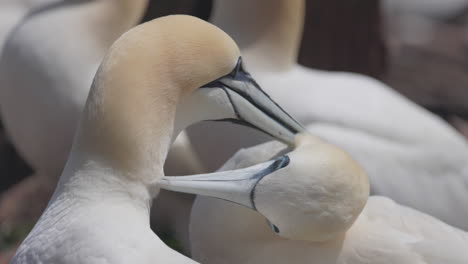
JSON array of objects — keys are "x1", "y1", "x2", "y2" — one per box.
[
  {"x1": 0, "y1": 0, "x2": 148, "y2": 261},
  {"x1": 0, "y1": 0, "x2": 467, "y2": 263}
]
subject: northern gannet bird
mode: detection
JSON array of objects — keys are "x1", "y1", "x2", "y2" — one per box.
[
  {"x1": 161, "y1": 133, "x2": 468, "y2": 264},
  {"x1": 160, "y1": 134, "x2": 369, "y2": 243},
  {"x1": 0, "y1": 0, "x2": 203, "y2": 253},
  {"x1": 11, "y1": 15, "x2": 305, "y2": 263},
  {"x1": 187, "y1": 0, "x2": 468, "y2": 230},
  {"x1": 0, "y1": 0, "x2": 148, "y2": 227}
]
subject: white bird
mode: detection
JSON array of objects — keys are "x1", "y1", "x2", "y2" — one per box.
[
  {"x1": 160, "y1": 134, "x2": 369, "y2": 242},
  {"x1": 160, "y1": 133, "x2": 468, "y2": 264},
  {"x1": 0, "y1": 0, "x2": 204, "y2": 253},
  {"x1": 187, "y1": 0, "x2": 468, "y2": 230},
  {"x1": 11, "y1": 15, "x2": 306, "y2": 263},
  {"x1": 0, "y1": 0, "x2": 148, "y2": 226}
]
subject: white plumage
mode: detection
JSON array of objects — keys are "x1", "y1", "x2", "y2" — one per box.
[
  {"x1": 0, "y1": 0, "x2": 147, "y2": 225},
  {"x1": 0, "y1": 0, "x2": 147, "y2": 179},
  {"x1": 11, "y1": 15, "x2": 307, "y2": 263},
  {"x1": 190, "y1": 137, "x2": 468, "y2": 264},
  {"x1": 0, "y1": 0, "x2": 204, "y2": 232},
  {"x1": 0, "y1": 0, "x2": 51, "y2": 53},
  {"x1": 188, "y1": 0, "x2": 468, "y2": 230}
]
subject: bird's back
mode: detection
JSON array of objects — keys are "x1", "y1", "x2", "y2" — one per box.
[{"x1": 343, "y1": 196, "x2": 468, "y2": 264}]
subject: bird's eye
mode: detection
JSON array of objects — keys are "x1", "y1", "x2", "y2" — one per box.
[
  {"x1": 267, "y1": 220, "x2": 280, "y2": 233},
  {"x1": 229, "y1": 57, "x2": 243, "y2": 78}
]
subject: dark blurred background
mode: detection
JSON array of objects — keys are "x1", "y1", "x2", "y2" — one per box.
[{"x1": 1, "y1": 0, "x2": 467, "y2": 261}]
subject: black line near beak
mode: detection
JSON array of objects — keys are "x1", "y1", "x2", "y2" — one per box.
[
  {"x1": 201, "y1": 57, "x2": 305, "y2": 145},
  {"x1": 157, "y1": 155, "x2": 290, "y2": 210}
]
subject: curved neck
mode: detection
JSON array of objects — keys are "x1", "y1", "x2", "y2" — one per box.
[
  {"x1": 74, "y1": 79, "x2": 177, "y2": 184},
  {"x1": 211, "y1": 0, "x2": 304, "y2": 71},
  {"x1": 30, "y1": 154, "x2": 174, "y2": 263}
]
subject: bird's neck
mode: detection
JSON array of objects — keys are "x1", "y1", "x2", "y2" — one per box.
[
  {"x1": 68, "y1": 49, "x2": 182, "y2": 184},
  {"x1": 22, "y1": 154, "x2": 168, "y2": 262},
  {"x1": 55, "y1": 148, "x2": 157, "y2": 205},
  {"x1": 211, "y1": 0, "x2": 304, "y2": 71}
]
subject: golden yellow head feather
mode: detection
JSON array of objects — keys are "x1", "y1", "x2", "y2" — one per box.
[{"x1": 76, "y1": 15, "x2": 241, "y2": 180}]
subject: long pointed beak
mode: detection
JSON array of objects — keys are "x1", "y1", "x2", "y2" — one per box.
[
  {"x1": 157, "y1": 155, "x2": 290, "y2": 209},
  {"x1": 201, "y1": 58, "x2": 305, "y2": 145}
]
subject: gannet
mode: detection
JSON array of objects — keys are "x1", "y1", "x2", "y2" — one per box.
[
  {"x1": 0, "y1": 0, "x2": 204, "y2": 254},
  {"x1": 11, "y1": 15, "x2": 304, "y2": 263},
  {"x1": 0, "y1": 0, "x2": 148, "y2": 228},
  {"x1": 164, "y1": 133, "x2": 468, "y2": 264},
  {"x1": 187, "y1": 0, "x2": 468, "y2": 230},
  {"x1": 160, "y1": 134, "x2": 369, "y2": 242}
]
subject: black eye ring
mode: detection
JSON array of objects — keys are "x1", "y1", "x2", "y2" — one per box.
[
  {"x1": 229, "y1": 57, "x2": 244, "y2": 78},
  {"x1": 267, "y1": 220, "x2": 281, "y2": 234}
]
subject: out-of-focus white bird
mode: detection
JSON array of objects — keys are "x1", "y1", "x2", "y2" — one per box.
[
  {"x1": 187, "y1": 0, "x2": 468, "y2": 230},
  {"x1": 11, "y1": 15, "x2": 305, "y2": 264},
  {"x1": 0, "y1": 0, "x2": 148, "y2": 178},
  {"x1": 0, "y1": 0, "x2": 148, "y2": 225},
  {"x1": 0, "y1": 0, "x2": 52, "y2": 53},
  {"x1": 180, "y1": 135, "x2": 468, "y2": 264}
]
